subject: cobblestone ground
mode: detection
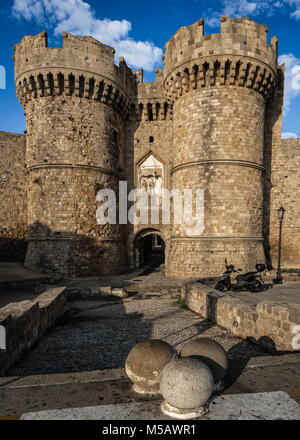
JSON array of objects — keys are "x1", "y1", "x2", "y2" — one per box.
[{"x1": 9, "y1": 289, "x2": 268, "y2": 376}]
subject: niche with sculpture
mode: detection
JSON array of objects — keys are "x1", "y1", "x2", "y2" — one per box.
[{"x1": 138, "y1": 154, "x2": 164, "y2": 195}]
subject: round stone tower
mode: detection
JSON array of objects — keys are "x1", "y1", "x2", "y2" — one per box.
[
  {"x1": 14, "y1": 31, "x2": 131, "y2": 276},
  {"x1": 163, "y1": 16, "x2": 278, "y2": 278}
]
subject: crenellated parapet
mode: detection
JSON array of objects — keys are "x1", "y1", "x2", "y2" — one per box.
[
  {"x1": 14, "y1": 31, "x2": 132, "y2": 117},
  {"x1": 130, "y1": 100, "x2": 173, "y2": 122},
  {"x1": 13, "y1": 30, "x2": 132, "y2": 276},
  {"x1": 130, "y1": 68, "x2": 173, "y2": 121},
  {"x1": 164, "y1": 15, "x2": 278, "y2": 279},
  {"x1": 163, "y1": 15, "x2": 277, "y2": 102}
]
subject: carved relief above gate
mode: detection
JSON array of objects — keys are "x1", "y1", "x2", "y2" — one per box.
[{"x1": 137, "y1": 153, "x2": 164, "y2": 195}]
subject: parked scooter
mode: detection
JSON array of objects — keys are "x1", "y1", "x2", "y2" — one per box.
[
  {"x1": 215, "y1": 260, "x2": 266, "y2": 292},
  {"x1": 214, "y1": 261, "x2": 239, "y2": 292},
  {"x1": 234, "y1": 263, "x2": 266, "y2": 292}
]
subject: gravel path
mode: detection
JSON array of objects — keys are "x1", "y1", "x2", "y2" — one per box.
[{"x1": 9, "y1": 291, "x2": 268, "y2": 376}]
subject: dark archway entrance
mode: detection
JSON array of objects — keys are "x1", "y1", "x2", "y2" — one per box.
[{"x1": 134, "y1": 229, "x2": 165, "y2": 269}]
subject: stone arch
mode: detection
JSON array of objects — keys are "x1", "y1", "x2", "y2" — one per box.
[{"x1": 134, "y1": 228, "x2": 165, "y2": 268}]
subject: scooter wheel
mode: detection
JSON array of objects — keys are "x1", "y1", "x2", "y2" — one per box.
[
  {"x1": 248, "y1": 280, "x2": 262, "y2": 292},
  {"x1": 215, "y1": 282, "x2": 225, "y2": 292}
]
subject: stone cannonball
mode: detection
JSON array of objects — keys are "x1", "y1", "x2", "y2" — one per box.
[
  {"x1": 125, "y1": 339, "x2": 176, "y2": 394},
  {"x1": 180, "y1": 338, "x2": 228, "y2": 383},
  {"x1": 160, "y1": 357, "x2": 214, "y2": 411}
]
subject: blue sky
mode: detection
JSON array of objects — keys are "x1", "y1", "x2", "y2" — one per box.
[{"x1": 1, "y1": 0, "x2": 300, "y2": 137}]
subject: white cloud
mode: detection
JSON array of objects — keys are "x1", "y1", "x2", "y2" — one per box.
[
  {"x1": 12, "y1": 0, "x2": 45, "y2": 21},
  {"x1": 11, "y1": 0, "x2": 163, "y2": 72},
  {"x1": 116, "y1": 40, "x2": 164, "y2": 72},
  {"x1": 283, "y1": 0, "x2": 300, "y2": 18},
  {"x1": 204, "y1": 0, "x2": 292, "y2": 28},
  {"x1": 278, "y1": 53, "x2": 300, "y2": 114},
  {"x1": 204, "y1": 1, "x2": 273, "y2": 28},
  {"x1": 281, "y1": 132, "x2": 298, "y2": 138},
  {"x1": 196, "y1": 0, "x2": 300, "y2": 28},
  {"x1": 203, "y1": 11, "x2": 220, "y2": 28},
  {"x1": 223, "y1": 0, "x2": 259, "y2": 17}
]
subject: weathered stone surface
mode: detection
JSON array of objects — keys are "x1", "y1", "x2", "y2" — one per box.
[
  {"x1": 180, "y1": 337, "x2": 228, "y2": 383},
  {"x1": 0, "y1": 132, "x2": 27, "y2": 262},
  {"x1": 269, "y1": 138, "x2": 300, "y2": 269},
  {"x1": 0, "y1": 14, "x2": 297, "y2": 278},
  {"x1": 111, "y1": 288, "x2": 128, "y2": 298},
  {"x1": 0, "y1": 287, "x2": 66, "y2": 376},
  {"x1": 125, "y1": 339, "x2": 176, "y2": 394},
  {"x1": 182, "y1": 282, "x2": 300, "y2": 351},
  {"x1": 19, "y1": 391, "x2": 300, "y2": 420},
  {"x1": 160, "y1": 357, "x2": 214, "y2": 410},
  {"x1": 13, "y1": 31, "x2": 131, "y2": 277}
]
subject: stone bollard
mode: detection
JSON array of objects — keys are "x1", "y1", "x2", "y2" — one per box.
[
  {"x1": 180, "y1": 338, "x2": 228, "y2": 392},
  {"x1": 125, "y1": 339, "x2": 177, "y2": 395},
  {"x1": 160, "y1": 357, "x2": 214, "y2": 419}
]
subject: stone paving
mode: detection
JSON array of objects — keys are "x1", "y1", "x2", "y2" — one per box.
[
  {"x1": 8, "y1": 288, "x2": 269, "y2": 377},
  {"x1": 61, "y1": 264, "x2": 190, "y2": 297},
  {"x1": 0, "y1": 263, "x2": 299, "y2": 419},
  {"x1": 5, "y1": 263, "x2": 300, "y2": 376},
  {"x1": 0, "y1": 264, "x2": 299, "y2": 419},
  {"x1": 230, "y1": 283, "x2": 300, "y2": 306},
  {"x1": 20, "y1": 391, "x2": 300, "y2": 420}
]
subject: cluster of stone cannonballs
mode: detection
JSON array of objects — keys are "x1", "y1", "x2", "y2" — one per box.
[{"x1": 125, "y1": 337, "x2": 228, "y2": 419}]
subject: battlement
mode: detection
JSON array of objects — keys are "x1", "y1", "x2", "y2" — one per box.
[
  {"x1": 163, "y1": 16, "x2": 278, "y2": 102},
  {"x1": 14, "y1": 31, "x2": 124, "y2": 80},
  {"x1": 14, "y1": 31, "x2": 133, "y2": 115},
  {"x1": 220, "y1": 15, "x2": 268, "y2": 38},
  {"x1": 130, "y1": 69, "x2": 172, "y2": 121}
]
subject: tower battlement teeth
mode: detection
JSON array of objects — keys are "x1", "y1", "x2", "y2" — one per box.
[
  {"x1": 220, "y1": 15, "x2": 269, "y2": 36},
  {"x1": 163, "y1": 15, "x2": 278, "y2": 95},
  {"x1": 14, "y1": 30, "x2": 133, "y2": 115}
]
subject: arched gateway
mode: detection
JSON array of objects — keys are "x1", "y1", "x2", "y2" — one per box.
[{"x1": 134, "y1": 229, "x2": 165, "y2": 268}]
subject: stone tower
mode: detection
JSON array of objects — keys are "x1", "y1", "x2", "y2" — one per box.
[
  {"x1": 13, "y1": 31, "x2": 132, "y2": 276},
  {"x1": 163, "y1": 16, "x2": 278, "y2": 278}
]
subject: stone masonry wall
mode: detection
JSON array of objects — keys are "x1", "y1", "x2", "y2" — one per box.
[
  {"x1": 0, "y1": 131, "x2": 27, "y2": 261},
  {"x1": 24, "y1": 97, "x2": 127, "y2": 276},
  {"x1": 182, "y1": 282, "x2": 300, "y2": 351},
  {"x1": 0, "y1": 287, "x2": 66, "y2": 376},
  {"x1": 270, "y1": 138, "x2": 300, "y2": 268},
  {"x1": 163, "y1": 16, "x2": 277, "y2": 75},
  {"x1": 2, "y1": 16, "x2": 300, "y2": 277},
  {"x1": 126, "y1": 69, "x2": 173, "y2": 268},
  {"x1": 263, "y1": 64, "x2": 284, "y2": 269},
  {"x1": 163, "y1": 15, "x2": 276, "y2": 278},
  {"x1": 14, "y1": 30, "x2": 132, "y2": 276},
  {"x1": 167, "y1": 87, "x2": 266, "y2": 278}
]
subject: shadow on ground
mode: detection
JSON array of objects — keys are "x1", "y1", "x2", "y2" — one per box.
[{"x1": 8, "y1": 298, "x2": 154, "y2": 376}]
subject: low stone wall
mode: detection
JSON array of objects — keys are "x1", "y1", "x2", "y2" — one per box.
[
  {"x1": 181, "y1": 283, "x2": 300, "y2": 352},
  {"x1": 0, "y1": 287, "x2": 66, "y2": 376}
]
